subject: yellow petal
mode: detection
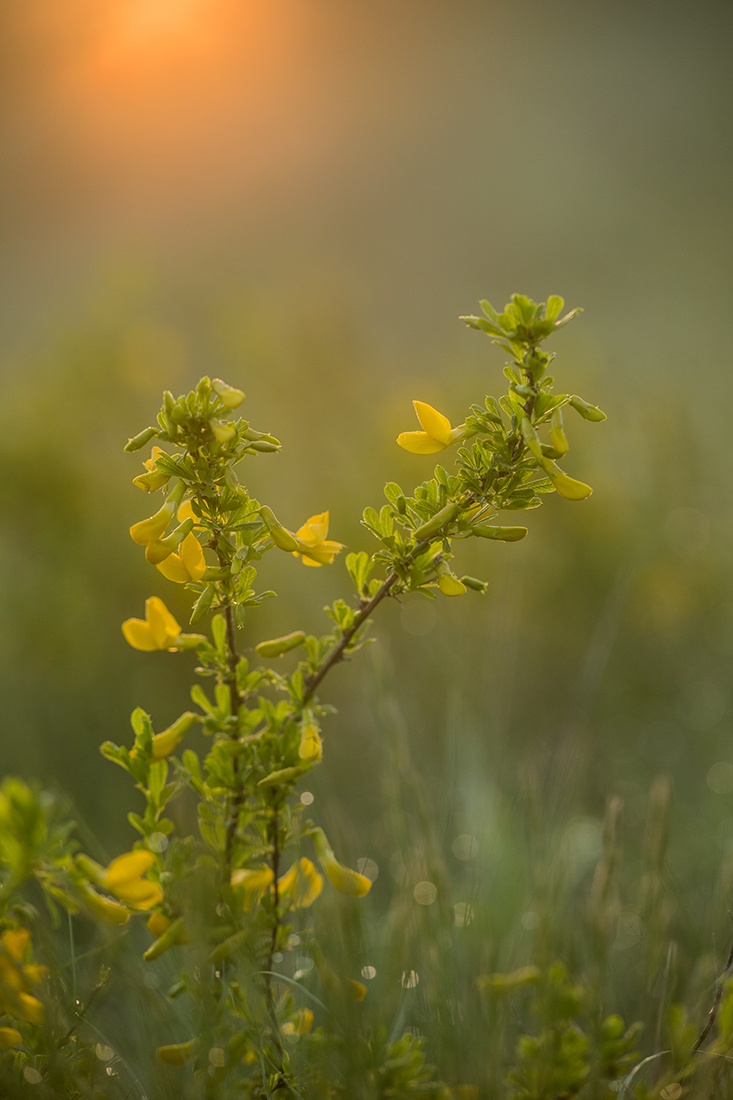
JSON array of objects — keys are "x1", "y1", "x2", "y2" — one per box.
[
  {"x1": 278, "y1": 858, "x2": 323, "y2": 908},
  {"x1": 156, "y1": 553, "x2": 190, "y2": 584},
  {"x1": 104, "y1": 850, "x2": 156, "y2": 890},
  {"x1": 147, "y1": 913, "x2": 172, "y2": 939},
  {"x1": 397, "y1": 431, "x2": 448, "y2": 455},
  {"x1": 1, "y1": 929, "x2": 30, "y2": 963},
  {"x1": 157, "y1": 1040, "x2": 194, "y2": 1064},
  {"x1": 177, "y1": 500, "x2": 196, "y2": 524},
  {"x1": 319, "y1": 851, "x2": 372, "y2": 897},
  {"x1": 110, "y1": 879, "x2": 163, "y2": 910},
  {"x1": 231, "y1": 868, "x2": 275, "y2": 911},
  {"x1": 0, "y1": 1027, "x2": 21, "y2": 1049},
  {"x1": 349, "y1": 980, "x2": 367, "y2": 1001},
  {"x1": 300, "y1": 554, "x2": 324, "y2": 567},
  {"x1": 129, "y1": 501, "x2": 175, "y2": 545},
  {"x1": 179, "y1": 533, "x2": 206, "y2": 581},
  {"x1": 438, "y1": 574, "x2": 467, "y2": 597},
  {"x1": 299, "y1": 725, "x2": 323, "y2": 762},
  {"x1": 18, "y1": 993, "x2": 44, "y2": 1025},
  {"x1": 413, "y1": 401, "x2": 452, "y2": 444},
  {"x1": 145, "y1": 597, "x2": 181, "y2": 648},
  {"x1": 122, "y1": 619, "x2": 158, "y2": 651},
  {"x1": 296, "y1": 1008, "x2": 314, "y2": 1033},
  {"x1": 295, "y1": 512, "x2": 329, "y2": 545},
  {"x1": 78, "y1": 884, "x2": 131, "y2": 925},
  {"x1": 542, "y1": 460, "x2": 593, "y2": 501}
]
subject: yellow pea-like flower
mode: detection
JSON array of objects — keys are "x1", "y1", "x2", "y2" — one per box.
[
  {"x1": 212, "y1": 378, "x2": 245, "y2": 409},
  {"x1": 298, "y1": 718, "x2": 323, "y2": 763},
  {"x1": 156, "y1": 533, "x2": 206, "y2": 584},
  {"x1": 311, "y1": 829, "x2": 372, "y2": 898},
  {"x1": 102, "y1": 850, "x2": 163, "y2": 910},
  {"x1": 540, "y1": 458, "x2": 593, "y2": 501},
  {"x1": 292, "y1": 512, "x2": 345, "y2": 567},
  {"x1": 157, "y1": 1040, "x2": 194, "y2": 1064},
  {"x1": 0, "y1": 1027, "x2": 21, "y2": 1049},
  {"x1": 278, "y1": 857, "x2": 323, "y2": 909},
  {"x1": 209, "y1": 418, "x2": 236, "y2": 444},
  {"x1": 17, "y1": 992, "x2": 44, "y2": 1025},
  {"x1": 349, "y1": 980, "x2": 367, "y2": 1001},
  {"x1": 1, "y1": 929, "x2": 30, "y2": 964},
  {"x1": 133, "y1": 446, "x2": 171, "y2": 493},
  {"x1": 231, "y1": 867, "x2": 275, "y2": 911},
  {"x1": 77, "y1": 882, "x2": 132, "y2": 925},
  {"x1": 129, "y1": 500, "x2": 176, "y2": 545},
  {"x1": 397, "y1": 401, "x2": 465, "y2": 455},
  {"x1": 282, "y1": 1008, "x2": 314, "y2": 1035},
  {"x1": 122, "y1": 597, "x2": 182, "y2": 652},
  {"x1": 130, "y1": 712, "x2": 199, "y2": 762}
]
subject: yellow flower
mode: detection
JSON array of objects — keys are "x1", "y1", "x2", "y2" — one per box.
[
  {"x1": 156, "y1": 532, "x2": 206, "y2": 584},
  {"x1": 157, "y1": 1040, "x2": 194, "y2": 1064},
  {"x1": 298, "y1": 718, "x2": 323, "y2": 762},
  {"x1": 122, "y1": 597, "x2": 182, "y2": 651},
  {"x1": 133, "y1": 446, "x2": 171, "y2": 493},
  {"x1": 397, "y1": 401, "x2": 465, "y2": 455},
  {"x1": 130, "y1": 712, "x2": 199, "y2": 762},
  {"x1": 0, "y1": 1027, "x2": 21, "y2": 1049},
  {"x1": 278, "y1": 857, "x2": 323, "y2": 909},
  {"x1": 177, "y1": 500, "x2": 199, "y2": 525},
  {"x1": 282, "y1": 1008, "x2": 314, "y2": 1036},
  {"x1": 0, "y1": 928, "x2": 46, "y2": 1025},
  {"x1": 129, "y1": 499, "x2": 176, "y2": 545},
  {"x1": 311, "y1": 829, "x2": 372, "y2": 897},
  {"x1": 292, "y1": 512, "x2": 344, "y2": 567},
  {"x1": 540, "y1": 458, "x2": 593, "y2": 501},
  {"x1": 102, "y1": 850, "x2": 163, "y2": 910},
  {"x1": 231, "y1": 867, "x2": 275, "y2": 911},
  {"x1": 77, "y1": 882, "x2": 132, "y2": 925},
  {"x1": 349, "y1": 980, "x2": 367, "y2": 1001}
]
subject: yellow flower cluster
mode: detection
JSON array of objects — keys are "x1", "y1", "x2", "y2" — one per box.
[{"x1": 0, "y1": 928, "x2": 46, "y2": 1036}]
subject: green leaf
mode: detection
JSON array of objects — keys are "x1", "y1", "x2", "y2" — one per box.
[
  {"x1": 211, "y1": 614, "x2": 227, "y2": 651},
  {"x1": 545, "y1": 294, "x2": 564, "y2": 322}
]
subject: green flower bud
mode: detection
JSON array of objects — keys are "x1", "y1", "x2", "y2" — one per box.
[
  {"x1": 472, "y1": 524, "x2": 528, "y2": 541},
  {"x1": 255, "y1": 631, "x2": 306, "y2": 658},
  {"x1": 550, "y1": 408, "x2": 569, "y2": 456},
  {"x1": 260, "y1": 506, "x2": 300, "y2": 552},
  {"x1": 460, "y1": 576, "x2": 488, "y2": 592},
  {"x1": 124, "y1": 426, "x2": 158, "y2": 453},
  {"x1": 413, "y1": 501, "x2": 461, "y2": 541},
  {"x1": 521, "y1": 417, "x2": 542, "y2": 459},
  {"x1": 144, "y1": 916, "x2": 186, "y2": 962},
  {"x1": 212, "y1": 378, "x2": 245, "y2": 409},
  {"x1": 540, "y1": 458, "x2": 593, "y2": 500},
  {"x1": 569, "y1": 395, "x2": 607, "y2": 422}
]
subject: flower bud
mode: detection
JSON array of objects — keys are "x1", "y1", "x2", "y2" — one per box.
[
  {"x1": 255, "y1": 631, "x2": 306, "y2": 658},
  {"x1": 569, "y1": 395, "x2": 607, "y2": 422},
  {"x1": 472, "y1": 524, "x2": 527, "y2": 541},
  {"x1": 311, "y1": 828, "x2": 372, "y2": 897},
  {"x1": 540, "y1": 458, "x2": 593, "y2": 501},
  {"x1": 260, "y1": 506, "x2": 300, "y2": 552},
  {"x1": 248, "y1": 439, "x2": 280, "y2": 452},
  {"x1": 156, "y1": 1041, "x2": 194, "y2": 1065},
  {"x1": 299, "y1": 719, "x2": 323, "y2": 763},
  {"x1": 460, "y1": 576, "x2": 488, "y2": 593},
  {"x1": 521, "y1": 417, "x2": 542, "y2": 459},
  {"x1": 550, "y1": 409, "x2": 569, "y2": 456},
  {"x1": 0, "y1": 1028, "x2": 21, "y2": 1049},
  {"x1": 144, "y1": 916, "x2": 187, "y2": 961},
  {"x1": 124, "y1": 426, "x2": 158, "y2": 453},
  {"x1": 209, "y1": 418, "x2": 236, "y2": 444},
  {"x1": 77, "y1": 882, "x2": 131, "y2": 925},
  {"x1": 413, "y1": 501, "x2": 460, "y2": 541},
  {"x1": 149, "y1": 712, "x2": 199, "y2": 761},
  {"x1": 212, "y1": 378, "x2": 246, "y2": 408},
  {"x1": 438, "y1": 572, "x2": 467, "y2": 597}
]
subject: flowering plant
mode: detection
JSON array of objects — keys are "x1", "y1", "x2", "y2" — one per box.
[{"x1": 0, "y1": 295, "x2": 616, "y2": 1097}]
